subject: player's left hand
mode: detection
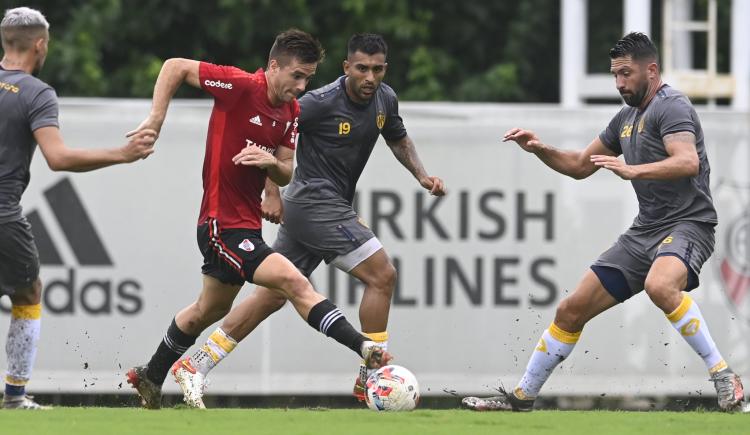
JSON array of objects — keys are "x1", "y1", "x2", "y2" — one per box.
[
  {"x1": 590, "y1": 155, "x2": 639, "y2": 180},
  {"x1": 232, "y1": 145, "x2": 278, "y2": 169},
  {"x1": 261, "y1": 194, "x2": 283, "y2": 224},
  {"x1": 419, "y1": 175, "x2": 447, "y2": 196}
]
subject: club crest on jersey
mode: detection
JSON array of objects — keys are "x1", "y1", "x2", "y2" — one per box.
[
  {"x1": 376, "y1": 111, "x2": 385, "y2": 130},
  {"x1": 239, "y1": 239, "x2": 255, "y2": 252}
]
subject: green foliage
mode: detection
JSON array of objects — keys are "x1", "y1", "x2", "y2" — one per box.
[
  {"x1": 0, "y1": 0, "x2": 731, "y2": 101},
  {"x1": 455, "y1": 63, "x2": 522, "y2": 102}
]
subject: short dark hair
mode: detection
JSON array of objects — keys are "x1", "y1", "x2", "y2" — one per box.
[
  {"x1": 269, "y1": 28, "x2": 325, "y2": 66},
  {"x1": 609, "y1": 32, "x2": 658, "y2": 63},
  {"x1": 347, "y1": 33, "x2": 387, "y2": 58}
]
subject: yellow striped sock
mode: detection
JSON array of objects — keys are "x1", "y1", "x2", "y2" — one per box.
[{"x1": 11, "y1": 303, "x2": 41, "y2": 320}]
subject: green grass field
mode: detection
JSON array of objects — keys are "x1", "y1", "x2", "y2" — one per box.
[{"x1": 1, "y1": 408, "x2": 745, "y2": 435}]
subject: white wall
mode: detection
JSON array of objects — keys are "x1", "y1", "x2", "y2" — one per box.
[{"x1": 2, "y1": 99, "x2": 748, "y2": 398}]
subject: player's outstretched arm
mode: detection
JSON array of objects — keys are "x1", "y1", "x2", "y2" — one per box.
[
  {"x1": 128, "y1": 58, "x2": 201, "y2": 138},
  {"x1": 503, "y1": 127, "x2": 613, "y2": 180},
  {"x1": 35, "y1": 126, "x2": 156, "y2": 172},
  {"x1": 385, "y1": 135, "x2": 446, "y2": 196}
]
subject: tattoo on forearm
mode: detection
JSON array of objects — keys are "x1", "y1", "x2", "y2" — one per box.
[{"x1": 390, "y1": 137, "x2": 427, "y2": 177}]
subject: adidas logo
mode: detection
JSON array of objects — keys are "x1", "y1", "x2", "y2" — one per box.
[
  {"x1": 27, "y1": 177, "x2": 113, "y2": 266},
  {"x1": 0, "y1": 177, "x2": 144, "y2": 316},
  {"x1": 249, "y1": 115, "x2": 263, "y2": 126}
]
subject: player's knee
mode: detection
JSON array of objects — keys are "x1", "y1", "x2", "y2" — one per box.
[
  {"x1": 264, "y1": 293, "x2": 288, "y2": 312},
  {"x1": 277, "y1": 271, "x2": 314, "y2": 302},
  {"x1": 363, "y1": 261, "x2": 397, "y2": 294},
  {"x1": 644, "y1": 275, "x2": 680, "y2": 307},
  {"x1": 554, "y1": 298, "x2": 586, "y2": 331},
  {"x1": 193, "y1": 301, "x2": 231, "y2": 327}
]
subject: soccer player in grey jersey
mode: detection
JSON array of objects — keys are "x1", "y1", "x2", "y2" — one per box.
[
  {"x1": 0, "y1": 7, "x2": 155, "y2": 409},
  {"x1": 463, "y1": 32, "x2": 746, "y2": 412},
  {"x1": 175, "y1": 33, "x2": 446, "y2": 404}
]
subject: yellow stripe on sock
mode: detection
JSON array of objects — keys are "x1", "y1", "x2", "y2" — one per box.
[
  {"x1": 363, "y1": 331, "x2": 389, "y2": 343},
  {"x1": 514, "y1": 387, "x2": 534, "y2": 400},
  {"x1": 202, "y1": 345, "x2": 221, "y2": 363},
  {"x1": 666, "y1": 294, "x2": 693, "y2": 323},
  {"x1": 548, "y1": 322, "x2": 581, "y2": 344},
  {"x1": 5, "y1": 375, "x2": 28, "y2": 386},
  {"x1": 11, "y1": 303, "x2": 41, "y2": 320},
  {"x1": 209, "y1": 330, "x2": 237, "y2": 353},
  {"x1": 709, "y1": 359, "x2": 728, "y2": 374}
]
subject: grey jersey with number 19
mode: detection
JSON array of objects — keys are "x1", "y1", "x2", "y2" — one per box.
[{"x1": 286, "y1": 76, "x2": 407, "y2": 204}]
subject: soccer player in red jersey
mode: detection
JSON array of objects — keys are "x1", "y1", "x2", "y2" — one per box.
[{"x1": 125, "y1": 29, "x2": 391, "y2": 409}]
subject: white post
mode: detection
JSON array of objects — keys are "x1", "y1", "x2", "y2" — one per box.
[
  {"x1": 672, "y1": 0, "x2": 693, "y2": 70},
  {"x1": 732, "y1": 0, "x2": 750, "y2": 111},
  {"x1": 624, "y1": 0, "x2": 652, "y2": 35},
  {"x1": 561, "y1": 0, "x2": 586, "y2": 108}
]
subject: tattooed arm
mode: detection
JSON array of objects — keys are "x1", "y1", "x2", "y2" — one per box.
[
  {"x1": 386, "y1": 134, "x2": 446, "y2": 196},
  {"x1": 590, "y1": 131, "x2": 699, "y2": 180}
]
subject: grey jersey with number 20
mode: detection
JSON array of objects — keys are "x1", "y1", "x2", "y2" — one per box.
[
  {"x1": 599, "y1": 84, "x2": 717, "y2": 230},
  {"x1": 286, "y1": 76, "x2": 407, "y2": 204}
]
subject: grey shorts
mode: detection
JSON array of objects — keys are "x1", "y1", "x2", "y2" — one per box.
[
  {"x1": 276, "y1": 190, "x2": 382, "y2": 277},
  {"x1": 592, "y1": 220, "x2": 715, "y2": 301},
  {"x1": 0, "y1": 218, "x2": 40, "y2": 296}
]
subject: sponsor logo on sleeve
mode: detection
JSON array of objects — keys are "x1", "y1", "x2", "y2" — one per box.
[{"x1": 204, "y1": 79, "x2": 233, "y2": 90}]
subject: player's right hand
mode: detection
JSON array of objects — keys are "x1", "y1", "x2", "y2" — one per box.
[
  {"x1": 502, "y1": 128, "x2": 544, "y2": 153},
  {"x1": 126, "y1": 115, "x2": 163, "y2": 141},
  {"x1": 122, "y1": 129, "x2": 157, "y2": 162},
  {"x1": 261, "y1": 194, "x2": 283, "y2": 224}
]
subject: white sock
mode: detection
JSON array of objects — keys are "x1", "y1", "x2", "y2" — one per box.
[
  {"x1": 190, "y1": 328, "x2": 237, "y2": 376},
  {"x1": 516, "y1": 322, "x2": 580, "y2": 399},
  {"x1": 667, "y1": 294, "x2": 726, "y2": 374},
  {"x1": 5, "y1": 304, "x2": 42, "y2": 396},
  {"x1": 362, "y1": 331, "x2": 388, "y2": 377}
]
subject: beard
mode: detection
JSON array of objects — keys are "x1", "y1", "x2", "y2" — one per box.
[
  {"x1": 32, "y1": 58, "x2": 45, "y2": 76},
  {"x1": 621, "y1": 81, "x2": 648, "y2": 107}
]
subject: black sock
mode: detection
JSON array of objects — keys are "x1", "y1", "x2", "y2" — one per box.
[
  {"x1": 307, "y1": 299, "x2": 366, "y2": 356},
  {"x1": 145, "y1": 318, "x2": 198, "y2": 385}
]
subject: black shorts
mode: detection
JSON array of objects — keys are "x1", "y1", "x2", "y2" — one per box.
[
  {"x1": 0, "y1": 218, "x2": 40, "y2": 296},
  {"x1": 197, "y1": 218, "x2": 274, "y2": 285}
]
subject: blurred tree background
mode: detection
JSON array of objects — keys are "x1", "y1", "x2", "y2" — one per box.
[{"x1": 0, "y1": 0, "x2": 730, "y2": 101}]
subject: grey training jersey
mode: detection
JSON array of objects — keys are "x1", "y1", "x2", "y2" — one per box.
[
  {"x1": 599, "y1": 84, "x2": 717, "y2": 230},
  {"x1": 0, "y1": 67, "x2": 59, "y2": 224},
  {"x1": 288, "y1": 76, "x2": 407, "y2": 203}
]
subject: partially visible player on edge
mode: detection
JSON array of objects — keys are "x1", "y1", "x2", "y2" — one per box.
[
  {"x1": 125, "y1": 29, "x2": 391, "y2": 409},
  {"x1": 0, "y1": 7, "x2": 155, "y2": 410},
  {"x1": 171, "y1": 33, "x2": 446, "y2": 408},
  {"x1": 462, "y1": 32, "x2": 746, "y2": 413}
]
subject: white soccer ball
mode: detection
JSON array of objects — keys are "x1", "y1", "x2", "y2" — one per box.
[{"x1": 364, "y1": 365, "x2": 420, "y2": 411}]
